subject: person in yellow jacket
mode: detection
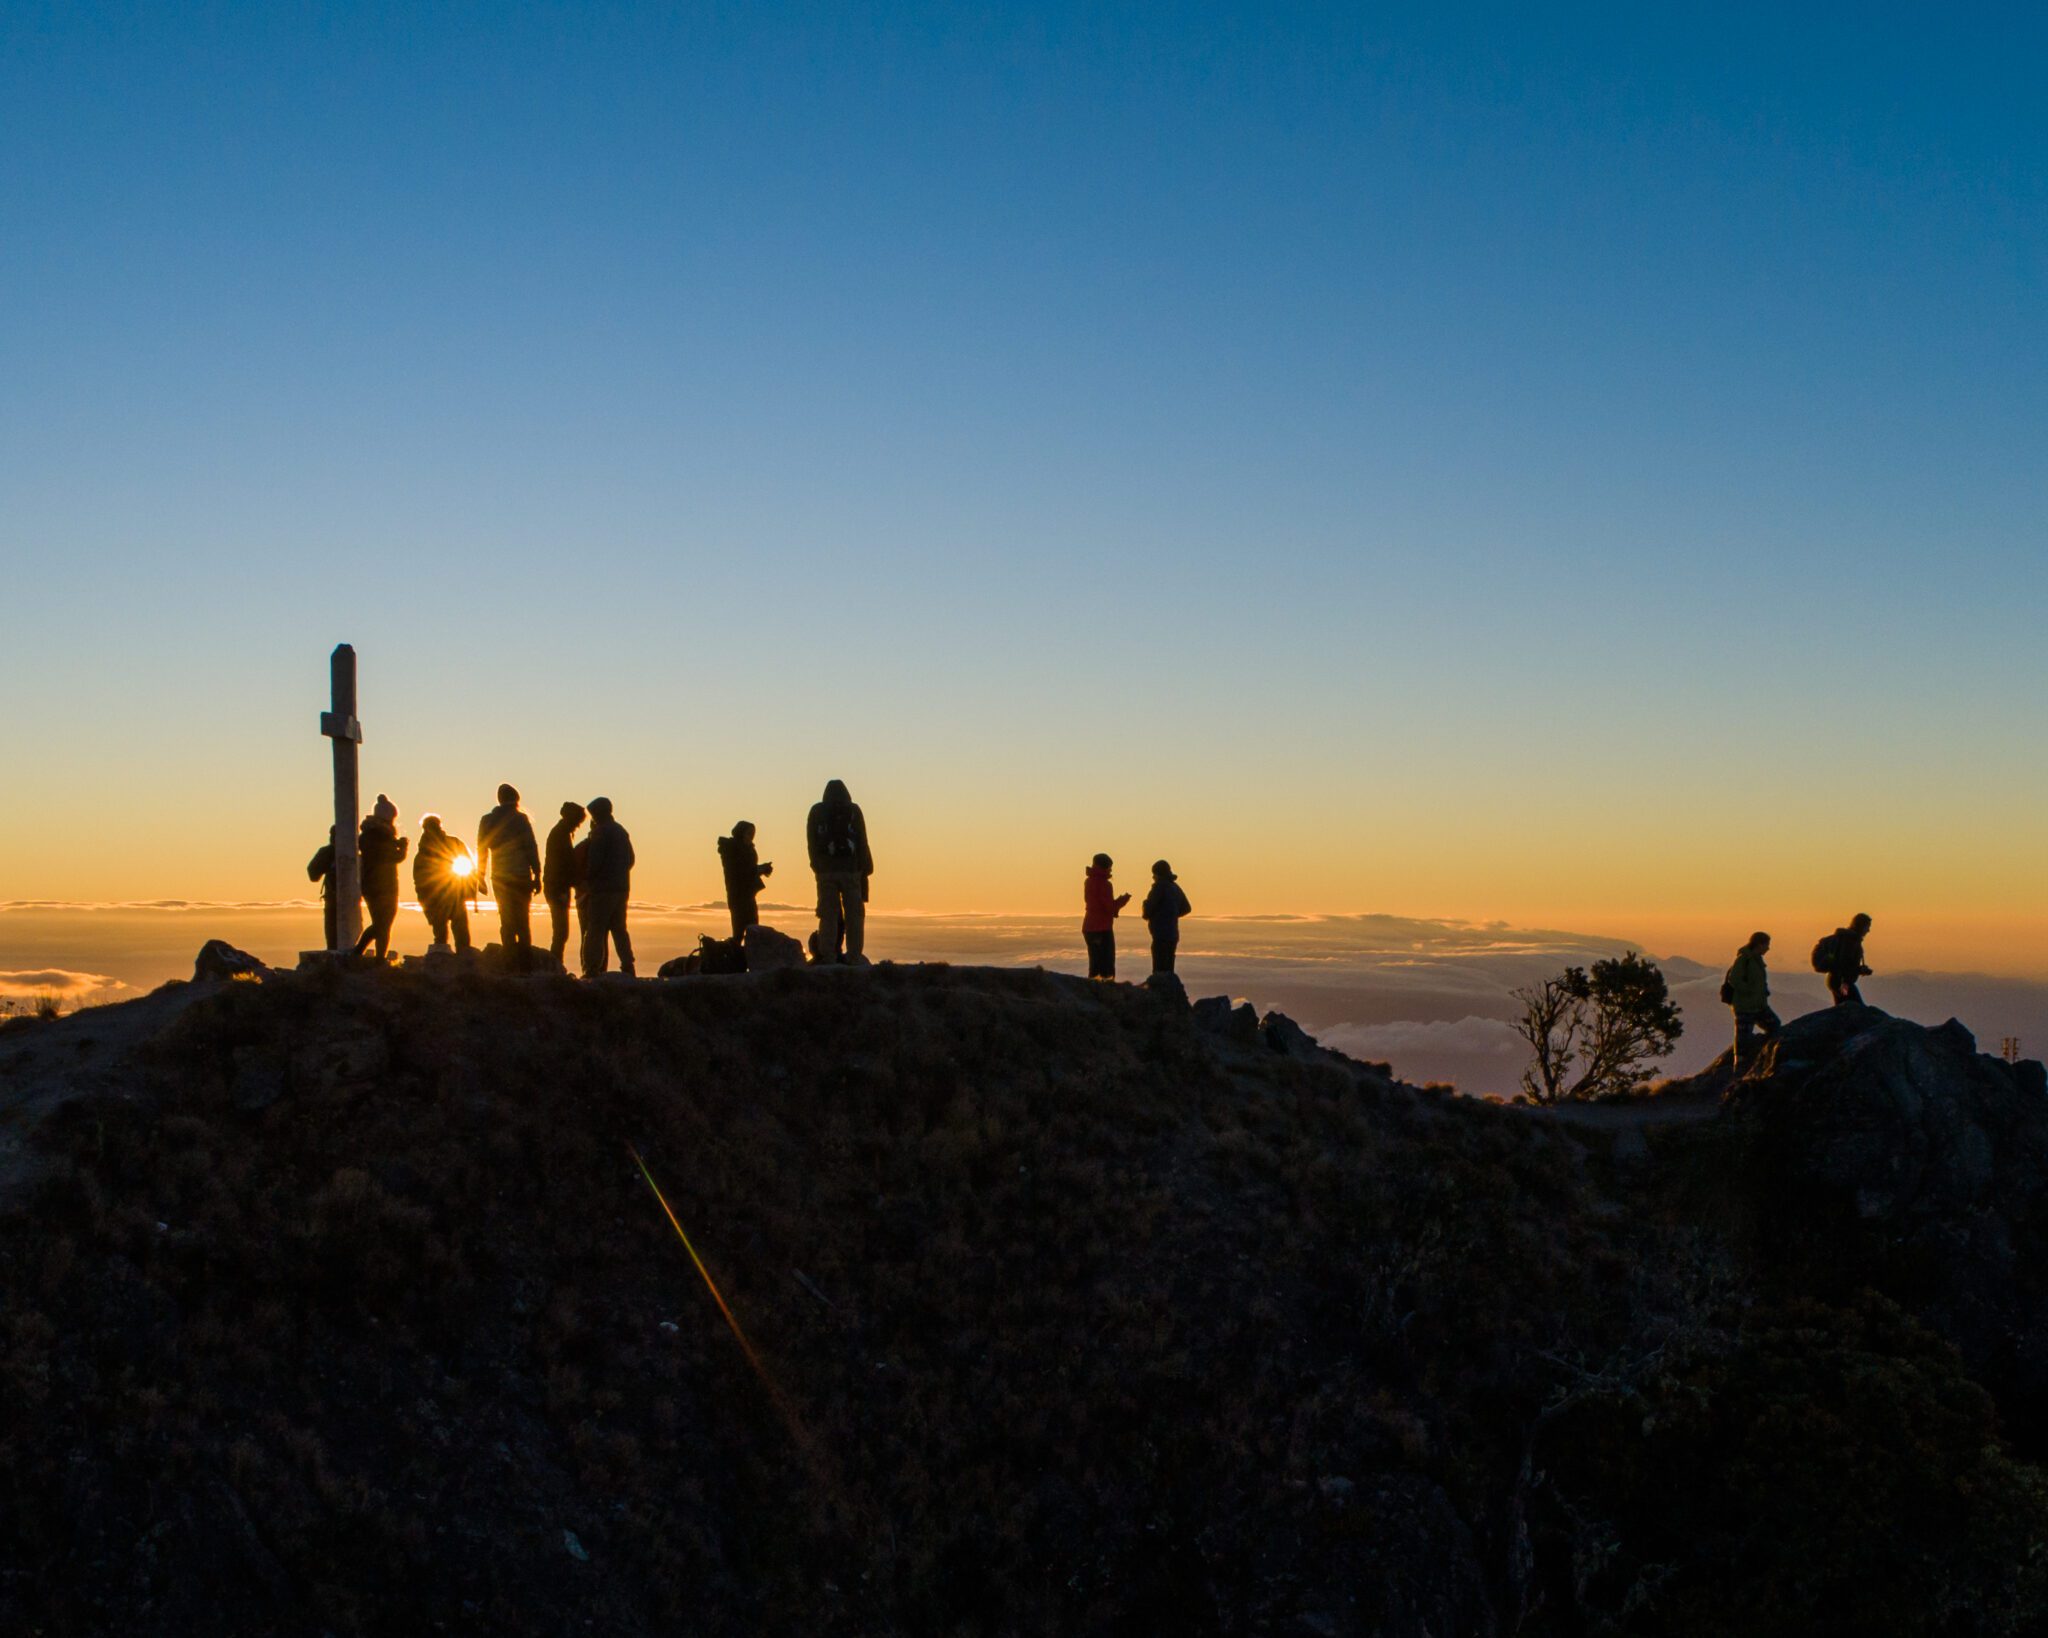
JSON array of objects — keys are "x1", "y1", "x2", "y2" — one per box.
[{"x1": 1723, "y1": 931, "x2": 1780, "y2": 1067}]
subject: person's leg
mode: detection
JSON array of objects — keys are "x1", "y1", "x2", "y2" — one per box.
[
  {"x1": 842, "y1": 878, "x2": 865, "y2": 961},
  {"x1": 547, "y1": 893, "x2": 570, "y2": 962},
  {"x1": 613, "y1": 901, "x2": 635, "y2": 978},
  {"x1": 1733, "y1": 1013, "x2": 1755, "y2": 1066},
  {"x1": 1103, "y1": 928, "x2": 1116, "y2": 979},
  {"x1": 1085, "y1": 930, "x2": 1110, "y2": 979},
  {"x1": 581, "y1": 894, "x2": 608, "y2": 976},
  {"x1": 368, "y1": 891, "x2": 397, "y2": 957},
  {"x1": 324, "y1": 895, "x2": 337, "y2": 951},
  {"x1": 816, "y1": 877, "x2": 841, "y2": 962},
  {"x1": 452, "y1": 900, "x2": 471, "y2": 953},
  {"x1": 1152, "y1": 933, "x2": 1177, "y2": 976},
  {"x1": 427, "y1": 906, "x2": 449, "y2": 947}
]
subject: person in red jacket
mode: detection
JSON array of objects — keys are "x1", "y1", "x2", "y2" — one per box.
[{"x1": 1082, "y1": 853, "x2": 1130, "y2": 980}]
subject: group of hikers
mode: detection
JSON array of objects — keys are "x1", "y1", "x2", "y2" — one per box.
[
  {"x1": 310, "y1": 781, "x2": 1878, "y2": 1054},
  {"x1": 1721, "y1": 912, "x2": 1876, "y2": 1063},
  {"x1": 307, "y1": 779, "x2": 883, "y2": 979}
]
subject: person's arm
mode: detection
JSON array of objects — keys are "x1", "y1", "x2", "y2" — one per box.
[
  {"x1": 396, "y1": 835, "x2": 409, "y2": 862},
  {"x1": 526, "y1": 819, "x2": 542, "y2": 891},
  {"x1": 1113, "y1": 892, "x2": 1130, "y2": 915},
  {"x1": 475, "y1": 817, "x2": 492, "y2": 882},
  {"x1": 856, "y1": 808, "x2": 874, "y2": 877}
]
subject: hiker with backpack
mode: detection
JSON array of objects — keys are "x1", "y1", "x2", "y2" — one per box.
[
  {"x1": 719, "y1": 821, "x2": 774, "y2": 940},
  {"x1": 1082, "y1": 854, "x2": 1131, "y2": 980},
  {"x1": 476, "y1": 784, "x2": 542, "y2": 963},
  {"x1": 307, "y1": 826, "x2": 339, "y2": 950},
  {"x1": 1722, "y1": 931, "x2": 1779, "y2": 1066},
  {"x1": 1813, "y1": 913, "x2": 1874, "y2": 1006},
  {"x1": 1141, "y1": 860, "x2": 1192, "y2": 977},
  {"x1": 807, "y1": 780, "x2": 873, "y2": 964}
]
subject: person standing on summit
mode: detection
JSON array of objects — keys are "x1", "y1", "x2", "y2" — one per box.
[
  {"x1": 580, "y1": 796, "x2": 636, "y2": 977},
  {"x1": 351, "y1": 795, "x2": 408, "y2": 961},
  {"x1": 807, "y1": 780, "x2": 873, "y2": 964},
  {"x1": 476, "y1": 784, "x2": 541, "y2": 963},
  {"x1": 719, "y1": 820, "x2": 773, "y2": 940},
  {"x1": 1815, "y1": 912, "x2": 1875, "y2": 1006},
  {"x1": 1082, "y1": 853, "x2": 1131, "y2": 980},
  {"x1": 543, "y1": 802, "x2": 586, "y2": 967},
  {"x1": 1140, "y1": 860, "x2": 1192, "y2": 977}
]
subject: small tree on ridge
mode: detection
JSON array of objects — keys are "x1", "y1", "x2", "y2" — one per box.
[{"x1": 1512, "y1": 952, "x2": 1683, "y2": 1102}]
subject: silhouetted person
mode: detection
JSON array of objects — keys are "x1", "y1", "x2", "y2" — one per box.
[
  {"x1": 1724, "y1": 930, "x2": 1779, "y2": 1066},
  {"x1": 719, "y1": 820, "x2": 773, "y2": 939},
  {"x1": 807, "y1": 780, "x2": 873, "y2": 964},
  {"x1": 477, "y1": 784, "x2": 541, "y2": 963},
  {"x1": 1818, "y1": 912, "x2": 1874, "y2": 1006},
  {"x1": 543, "y1": 802, "x2": 587, "y2": 965},
  {"x1": 1141, "y1": 860, "x2": 1192, "y2": 977},
  {"x1": 307, "y1": 826, "x2": 338, "y2": 949},
  {"x1": 352, "y1": 795, "x2": 409, "y2": 960},
  {"x1": 413, "y1": 814, "x2": 474, "y2": 954},
  {"x1": 581, "y1": 796, "x2": 636, "y2": 977},
  {"x1": 1082, "y1": 853, "x2": 1130, "y2": 980}
]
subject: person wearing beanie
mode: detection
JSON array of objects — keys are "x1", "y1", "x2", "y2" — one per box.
[
  {"x1": 352, "y1": 795, "x2": 409, "y2": 960},
  {"x1": 1723, "y1": 931, "x2": 1778, "y2": 1067},
  {"x1": 476, "y1": 783, "x2": 541, "y2": 964},
  {"x1": 1140, "y1": 860, "x2": 1192, "y2": 977},
  {"x1": 580, "y1": 796, "x2": 636, "y2": 977},
  {"x1": 543, "y1": 801, "x2": 587, "y2": 966},
  {"x1": 1081, "y1": 853, "x2": 1131, "y2": 980},
  {"x1": 718, "y1": 820, "x2": 774, "y2": 940}
]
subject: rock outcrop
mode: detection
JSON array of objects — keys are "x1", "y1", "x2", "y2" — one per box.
[{"x1": 1719, "y1": 1003, "x2": 2048, "y2": 1434}]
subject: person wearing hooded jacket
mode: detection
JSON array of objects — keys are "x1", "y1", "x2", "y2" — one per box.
[
  {"x1": 580, "y1": 796, "x2": 636, "y2": 977},
  {"x1": 351, "y1": 795, "x2": 409, "y2": 960},
  {"x1": 1141, "y1": 860, "x2": 1192, "y2": 977},
  {"x1": 1082, "y1": 853, "x2": 1131, "y2": 980},
  {"x1": 1820, "y1": 913, "x2": 1874, "y2": 1007},
  {"x1": 543, "y1": 802, "x2": 586, "y2": 965},
  {"x1": 807, "y1": 780, "x2": 873, "y2": 963},
  {"x1": 413, "y1": 814, "x2": 473, "y2": 953},
  {"x1": 1723, "y1": 931, "x2": 1778, "y2": 1066},
  {"x1": 719, "y1": 821, "x2": 773, "y2": 940},
  {"x1": 476, "y1": 783, "x2": 541, "y2": 961}
]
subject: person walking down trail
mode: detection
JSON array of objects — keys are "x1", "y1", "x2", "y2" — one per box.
[
  {"x1": 413, "y1": 815, "x2": 474, "y2": 954},
  {"x1": 719, "y1": 821, "x2": 774, "y2": 940},
  {"x1": 307, "y1": 826, "x2": 338, "y2": 950},
  {"x1": 1723, "y1": 931, "x2": 1779, "y2": 1067},
  {"x1": 352, "y1": 796, "x2": 409, "y2": 960},
  {"x1": 543, "y1": 802, "x2": 586, "y2": 966},
  {"x1": 1813, "y1": 913, "x2": 1874, "y2": 1007},
  {"x1": 807, "y1": 780, "x2": 874, "y2": 964},
  {"x1": 1082, "y1": 854, "x2": 1131, "y2": 980},
  {"x1": 477, "y1": 784, "x2": 542, "y2": 964},
  {"x1": 580, "y1": 796, "x2": 636, "y2": 977},
  {"x1": 1141, "y1": 860, "x2": 1192, "y2": 977}
]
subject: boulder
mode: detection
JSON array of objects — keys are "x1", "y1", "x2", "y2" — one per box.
[
  {"x1": 1143, "y1": 972, "x2": 1189, "y2": 1005},
  {"x1": 1261, "y1": 1011, "x2": 1320, "y2": 1058},
  {"x1": 1193, "y1": 995, "x2": 1260, "y2": 1046},
  {"x1": 194, "y1": 941, "x2": 269, "y2": 983},
  {"x1": 742, "y1": 925, "x2": 807, "y2": 973}
]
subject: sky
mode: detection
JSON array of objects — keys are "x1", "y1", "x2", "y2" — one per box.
[{"x1": 2, "y1": 2, "x2": 2043, "y2": 977}]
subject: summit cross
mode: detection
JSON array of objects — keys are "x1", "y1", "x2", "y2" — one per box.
[{"x1": 320, "y1": 643, "x2": 364, "y2": 953}]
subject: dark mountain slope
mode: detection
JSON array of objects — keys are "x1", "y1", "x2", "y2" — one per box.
[{"x1": 0, "y1": 965, "x2": 2042, "y2": 1636}]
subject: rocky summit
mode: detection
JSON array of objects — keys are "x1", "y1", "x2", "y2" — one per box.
[{"x1": 1, "y1": 959, "x2": 2045, "y2": 1636}]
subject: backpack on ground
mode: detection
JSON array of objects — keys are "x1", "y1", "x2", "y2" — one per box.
[
  {"x1": 1810, "y1": 934, "x2": 1839, "y2": 974},
  {"x1": 698, "y1": 934, "x2": 746, "y2": 975}
]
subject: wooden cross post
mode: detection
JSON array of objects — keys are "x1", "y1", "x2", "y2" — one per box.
[{"x1": 320, "y1": 643, "x2": 364, "y2": 953}]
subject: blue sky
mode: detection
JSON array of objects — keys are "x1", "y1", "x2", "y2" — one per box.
[{"x1": 2, "y1": 2, "x2": 2042, "y2": 963}]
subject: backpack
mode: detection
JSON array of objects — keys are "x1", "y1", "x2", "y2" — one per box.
[
  {"x1": 1718, "y1": 979, "x2": 1735, "y2": 1006},
  {"x1": 1810, "y1": 934, "x2": 1839, "y2": 974},
  {"x1": 821, "y1": 802, "x2": 856, "y2": 859},
  {"x1": 697, "y1": 934, "x2": 746, "y2": 975}
]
